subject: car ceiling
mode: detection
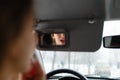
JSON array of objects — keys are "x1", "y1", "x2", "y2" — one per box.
[
  {"x1": 105, "y1": 0, "x2": 120, "y2": 20},
  {"x1": 34, "y1": 0, "x2": 120, "y2": 52},
  {"x1": 35, "y1": 0, "x2": 105, "y2": 20}
]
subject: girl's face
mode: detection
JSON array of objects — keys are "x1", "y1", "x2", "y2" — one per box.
[
  {"x1": 52, "y1": 33, "x2": 65, "y2": 45},
  {"x1": 7, "y1": 12, "x2": 38, "y2": 73}
]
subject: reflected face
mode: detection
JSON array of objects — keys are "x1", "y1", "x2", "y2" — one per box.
[{"x1": 52, "y1": 33, "x2": 65, "y2": 45}]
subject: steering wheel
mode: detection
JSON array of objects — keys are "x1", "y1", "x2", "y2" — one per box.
[{"x1": 46, "y1": 69, "x2": 88, "y2": 80}]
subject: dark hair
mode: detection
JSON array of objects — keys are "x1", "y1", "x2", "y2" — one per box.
[
  {"x1": 0, "y1": 0, "x2": 33, "y2": 62},
  {"x1": 43, "y1": 34, "x2": 53, "y2": 46}
]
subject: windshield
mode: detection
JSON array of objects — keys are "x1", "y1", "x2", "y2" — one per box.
[{"x1": 40, "y1": 21, "x2": 120, "y2": 78}]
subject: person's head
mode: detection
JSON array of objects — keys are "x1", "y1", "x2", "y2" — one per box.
[
  {"x1": 0, "y1": 0, "x2": 37, "y2": 73},
  {"x1": 51, "y1": 33, "x2": 65, "y2": 45}
]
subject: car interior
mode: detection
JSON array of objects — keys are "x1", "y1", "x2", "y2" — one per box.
[{"x1": 34, "y1": 0, "x2": 120, "y2": 80}]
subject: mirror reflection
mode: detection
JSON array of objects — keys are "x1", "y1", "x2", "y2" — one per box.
[
  {"x1": 103, "y1": 35, "x2": 120, "y2": 48},
  {"x1": 40, "y1": 33, "x2": 66, "y2": 47}
]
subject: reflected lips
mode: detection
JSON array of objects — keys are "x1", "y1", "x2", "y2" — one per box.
[{"x1": 60, "y1": 38, "x2": 65, "y2": 44}]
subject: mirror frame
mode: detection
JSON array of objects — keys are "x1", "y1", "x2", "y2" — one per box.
[
  {"x1": 103, "y1": 35, "x2": 120, "y2": 48},
  {"x1": 36, "y1": 29, "x2": 69, "y2": 49}
]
